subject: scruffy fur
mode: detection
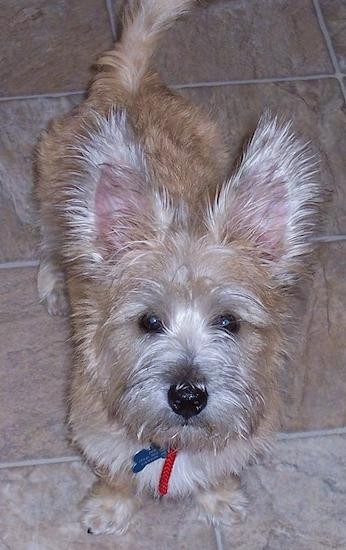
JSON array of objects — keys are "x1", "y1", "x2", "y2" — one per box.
[{"x1": 35, "y1": 0, "x2": 324, "y2": 536}]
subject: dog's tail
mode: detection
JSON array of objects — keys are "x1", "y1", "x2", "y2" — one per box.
[{"x1": 95, "y1": 0, "x2": 194, "y2": 95}]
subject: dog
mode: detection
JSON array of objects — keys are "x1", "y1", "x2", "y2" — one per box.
[{"x1": 35, "y1": 0, "x2": 324, "y2": 536}]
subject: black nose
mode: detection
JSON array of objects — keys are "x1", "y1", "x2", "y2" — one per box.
[{"x1": 168, "y1": 383, "x2": 208, "y2": 419}]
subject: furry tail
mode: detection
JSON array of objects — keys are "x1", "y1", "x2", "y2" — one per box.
[{"x1": 96, "y1": 0, "x2": 194, "y2": 94}]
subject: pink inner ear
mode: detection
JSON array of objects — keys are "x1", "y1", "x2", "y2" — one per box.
[
  {"x1": 95, "y1": 164, "x2": 149, "y2": 254},
  {"x1": 232, "y1": 179, "x2": 289, "y2": 257}
]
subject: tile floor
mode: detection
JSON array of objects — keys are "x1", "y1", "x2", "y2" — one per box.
[{"x1": 1, "y1": 1, "x2": 346, "y2": 548}]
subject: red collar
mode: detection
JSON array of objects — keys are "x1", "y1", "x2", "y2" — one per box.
[
  {"x1": 158, "y1": 448, "x2": 178, "y2": 496},
  {"x1": 132, "y1": 446, "x2": 179, "y2": 496}
]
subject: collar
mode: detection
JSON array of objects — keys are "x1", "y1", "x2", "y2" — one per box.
[{"x1": 132, "y1": 445, "x2": 178, "y2": 496}]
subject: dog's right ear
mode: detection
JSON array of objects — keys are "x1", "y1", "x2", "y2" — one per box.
[{"x1": 63, "y1": 109, "x2": 168, "y2": 270}]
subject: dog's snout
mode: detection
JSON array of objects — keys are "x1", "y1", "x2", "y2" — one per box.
[{"x1": 168, "y1": 383, "x2": 208, "y2": 419}]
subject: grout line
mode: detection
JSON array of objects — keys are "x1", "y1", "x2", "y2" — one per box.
[
  {"x1": 105, "y1": 0, "x2": 116, "y2": 40},
  {"x1": 312, "y1": 0, "x2": 340, "y2": 73},
  {"x1": 312, "y1": 0, "x2": 346, "y2": 102},
  {"x1": 0, "y1": 91, "x2": 84, "y2": 102},
  {"x1": 0, "y1": 427, "x2": 345, "y2": 470},
  {"x1": 335, "y1": 75, "x2": 345, "y2": 101},
  {"x1": 213, "y1": 526, "x2": 224, "y2": 550},
  {"x1": 278, "y1": 426, "x2": 346, "y2": 441},
  {"x1": 312, "y1": 235, "x2": 346, "y2": 243},
  {"x1": 0, "y1": 74, "x2": 341, "y2": 103},
  {"x1": 0, "y1": 455, "x2": 80, "y2": 470},
  {"x1": 0, "y1": 260, "x2": 39, "y2": 269},
  {"x1": 173, "y1": 73, "x2": 336, "y2": 90}
]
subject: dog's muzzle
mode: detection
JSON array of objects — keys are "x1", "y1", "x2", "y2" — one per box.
[{"x1": 168, "y1": 383, "x2": 208, "y2": 419}]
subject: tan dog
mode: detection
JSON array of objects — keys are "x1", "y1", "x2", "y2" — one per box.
[{"x1": 35, "y1": 0, "x2": 324, "y2": 535}]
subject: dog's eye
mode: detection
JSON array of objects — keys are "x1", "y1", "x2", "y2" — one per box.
[
  {"x1": 140, "y1": 313, "x2": 164, "y2": 333},
  {"x1": 213, "y1": 314, "x2": 240, "y2": 334}
]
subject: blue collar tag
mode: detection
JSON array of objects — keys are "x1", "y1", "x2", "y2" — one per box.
[{"x1": 132, "y1": 445, "x2": 167, "y2": 473}]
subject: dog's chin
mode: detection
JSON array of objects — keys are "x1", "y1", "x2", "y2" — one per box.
[{"x1": 125, "y1": 416, "x2": 241, "y2": 453}]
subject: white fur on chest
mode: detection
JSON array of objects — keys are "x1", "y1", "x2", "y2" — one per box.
[
  {"x1": 135, "y1": 451, "x2": 198, "y2": 497},
  {"x1": 134, "y1": 443, "x2": 253, "y2": 498},
  {"x1": 75, "y1": 420, "x2": 261, "y2": 498}
]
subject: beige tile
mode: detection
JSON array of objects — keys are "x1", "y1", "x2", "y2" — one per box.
[
  {"x1": 281, "y1": 242, "x2": 346, "y2": 431},
  {"x1": 114, "y1": 0, "x2": 333, "y2": 85},
  {"x1": 0, "y1": 268, "x2": 73, "y2": 462},
  {"x1": 320, "y1": 0, "x2": 346, "y2": 72},
  {"x1": 181, "y1": 78, "x2": 346, "y2": 236},
  {"x1": 0, "y1": 95, "x2": 82, "y2": 262},
  {"x1": 221, "y1": 434, "x2": 346, "y2": 549},
  {"x1": 1, "y1": 436, "x2": 345, "y2": 549},
  {"x1": 0, "y1": 1, "x2": 113, "y2": 96},
  {"x1": 0, "y1": 461, "x2": 217, "y2": 550}
]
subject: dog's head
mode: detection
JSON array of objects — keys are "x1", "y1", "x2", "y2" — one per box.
[{"x1": 66, "y1": 111, "x2": 322, "y2": 451}]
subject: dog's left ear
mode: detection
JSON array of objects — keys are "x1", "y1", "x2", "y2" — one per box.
[{"x1": 207, "y1": 115, "x2": 323, "y2": 285}]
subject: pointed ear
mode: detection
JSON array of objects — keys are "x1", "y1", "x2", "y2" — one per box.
[
  {"x1": 206, "y1": 115, "x2": 323, "y2": 285},
  {"x1": 63, "y1": 109, "x2": 173, "y2": 268}
]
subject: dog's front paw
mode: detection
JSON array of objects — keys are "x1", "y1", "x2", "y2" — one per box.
[
  {"x1": 194, "y1": 476, "x2": 248, "y2": 527},
  {"x1": 37, "y1": 261, "x2": 69, "y2": 316},
  {"x1": 43, "y1": 285, "x2": 70, "y2": 316},
  {"x1": 81, "y1": 482, "x2": 138, "y2": 536}
]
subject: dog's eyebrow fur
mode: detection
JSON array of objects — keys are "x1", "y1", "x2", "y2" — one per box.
[{"x1": 210, "y1": 286, "x2": 271, "y2": 326}]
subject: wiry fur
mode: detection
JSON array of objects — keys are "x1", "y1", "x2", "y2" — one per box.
[
  {"x1": 98, "y1": 0, "x2": 194, "y2": 94},
  {"x1": 35, "y1": 0, "x2": 325, "y2": 536}
]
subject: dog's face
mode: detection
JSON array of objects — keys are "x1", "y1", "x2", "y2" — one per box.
[
  {"x1": 96, "y1": 234, "x2": 281, "y2": 452},
  {"x1": 68, "y1": 112, "x2": 321, "y2": 452}
]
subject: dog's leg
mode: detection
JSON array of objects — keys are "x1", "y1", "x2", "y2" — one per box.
[
  {"x1": 81, "y1": 478, "x2": 141, "y2": 536},
  {"x1": 37, "y1": 217, "x2": 69, "y2": 317},
  {"x1": 194, "y1": 475, "x2": 247, "y2": 527}
]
